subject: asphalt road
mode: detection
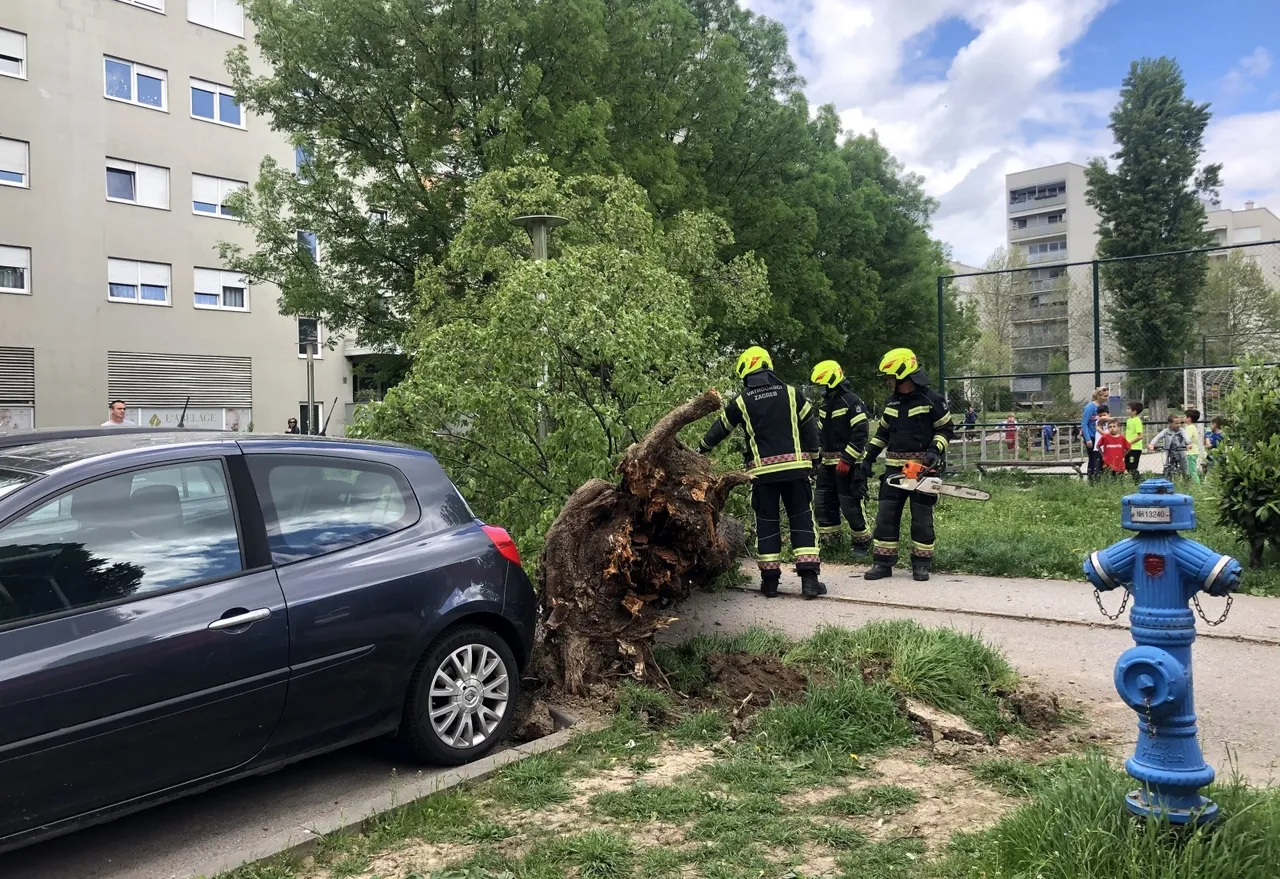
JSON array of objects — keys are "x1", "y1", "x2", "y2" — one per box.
[
  {"x1": 0, "y1": 740, "x2": 469, "y2": 879},
  {"x1": 664, "y1": 565, "x2": 1280, "y2": 785}
]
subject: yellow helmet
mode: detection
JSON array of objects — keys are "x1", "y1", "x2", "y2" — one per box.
[
  {"x1": 736, "y1": 346, "x2": 773, "y2": 379},
  {"x1": 810, "y1": 360, "x2": 844, "y2": 388},
  {"x1": 878, "y1": 347, "x2": 919, "y2": 381}
]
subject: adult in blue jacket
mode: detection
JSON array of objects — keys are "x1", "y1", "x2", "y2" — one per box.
[{"x1": 1081, "y1": 386, "x2": 1108, "y2": 483}]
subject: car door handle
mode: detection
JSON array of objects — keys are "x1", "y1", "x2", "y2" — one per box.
[{"x1": 208, "y1": 608, "x2": 272, "y2": 631}]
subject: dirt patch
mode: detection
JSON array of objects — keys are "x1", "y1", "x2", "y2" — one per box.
[
  {"x1": 356, "y1": 841, "x2": 475, "y2": 879},
  {"x1": 1007, "y1": 686, "x2": 1062, "y2": 731},
  {"x1": 703, "y1": 652, "x2": 808, "y2": 709},
  {"x1": 787, "y1": 846, "x2": 840, "y2": 876}
]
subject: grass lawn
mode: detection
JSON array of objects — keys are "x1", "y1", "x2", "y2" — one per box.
[
  {"x1": 837, "y1": 470, "x2": 1280, "y2": 597},
  {"x1": 216, "y1": 623, "x2": 1280, "y2": 879}
]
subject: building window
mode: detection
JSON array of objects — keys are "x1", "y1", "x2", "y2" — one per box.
[
  {"x1": 294, "y1": 145, "x2": 313, "y2": 178},
  {"x1": 190, "y1": 78, "x2": 243, "y2": 127},
  {"x1": 107, "y1": 258, "x2": 171, "y2": 305},
  {"x1": 194, "y1": 267, "x2": 248, "y2": 311},
  {"x1": 105, "y1": 158, "x2": 170, "y2": 209},
  {"x1": 0, "y1": 138, "x2": 28, "y2": 188},
  {"x1": 298, "y1": 318, "x2": 322, "y2": 358},
  {"x1": 0, "y1": 28, "x2": 26, "y2": 80},
  {"x1": 188, "y1": 0, "x2": 244, "y2": 37},
  {"x1": 192, "y1": 173, "x2": 246, "y2": 218},
  {"x1": 114, "y1": 0, "x2": 166, "y2": 11},
  {"x1": 104, "y1": 57, "x2": 167, "y2": 111},
  {"x1": 297, "y1": 230, "x2": 318, "y2": 261},
  {"x1": 0, "y1": 245, "x2": 31, "y2": 295},
  {"x1": 369, "y1": 208, "x2": 388, "y2": 223}
]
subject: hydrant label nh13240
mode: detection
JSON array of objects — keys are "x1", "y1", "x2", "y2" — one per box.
[{"x1": 1129, "y1": 506, "x2": 1172, "y2": 524}]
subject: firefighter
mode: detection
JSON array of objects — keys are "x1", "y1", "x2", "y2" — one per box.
[
  {"x1": 861, "y1": 348, "x2": 954, "y2": 582},
  {"x1": 810, "y1": 360, "x2": 871, "y2": 553},
  {"x1": 699, "y1": 347, "x2": 825, "y2": 599}
]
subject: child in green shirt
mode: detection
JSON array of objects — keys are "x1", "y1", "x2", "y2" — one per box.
[
  {"x1": 1183, "y1": 408, "x2": 1203, "y2": 484},
  {"x1": 1124, "y1": 401, "x2": 1145, "y2": 481}
]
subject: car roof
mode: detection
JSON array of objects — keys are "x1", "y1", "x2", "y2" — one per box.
[{"x1": 0, "y1": 429, "x2": 415, "y2": 476}]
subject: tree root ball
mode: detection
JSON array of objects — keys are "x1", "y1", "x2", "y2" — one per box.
[{"x1": 537, "y1": 389, "x2": 750, "y2": 695}]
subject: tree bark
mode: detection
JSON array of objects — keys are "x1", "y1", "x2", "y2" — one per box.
[{"x1": 536, "y1": 389, "x2": 750, "y2": 695}]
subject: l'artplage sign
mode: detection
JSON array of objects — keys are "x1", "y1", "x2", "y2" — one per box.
[{"x1": 131, "y1": 408, "x2": 251, "y2": 431}]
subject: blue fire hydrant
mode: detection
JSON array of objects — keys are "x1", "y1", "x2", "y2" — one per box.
[{"x1": 1083, "y1": 478, "x2": 1241, "y2": 825}]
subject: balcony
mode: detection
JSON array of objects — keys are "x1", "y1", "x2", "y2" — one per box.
[
  {"x1": 344, "y1": 338, "x2": 404, "y2": 357},
  {"x1": 1010, "y1": 220, "x2": 1067, "y2": 242},
  {"x1": 1009, "y1": 193, "x2": 1066, "y2": 215},
  {"x1": 1026, "y1": 250, "x2": 1068, "y2": 264},
  {"x1": 1011, "y1": 302, "x2": 1068, "y2": 323}
]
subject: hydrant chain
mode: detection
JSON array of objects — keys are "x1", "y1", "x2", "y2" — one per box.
[
  {"x1": 1093, "y1": 586, "x2": 1130, "y2": 621},
  {"x1": 1192, "y1": 591, "x2": 1233, "y2": 627}
]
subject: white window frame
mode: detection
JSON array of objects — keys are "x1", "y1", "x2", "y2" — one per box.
[
  {"x1": 0, "y1": 137, "x2": 29, "y2": 189},
  {"x1": 0, "y1": 245, "x2": 31, "y2": 295},
  {"x1": 193, "y1": 267, "x2": 249, "y2": 312},
  {"x1": 298, "y1": 318, "x2": 323, "y2": 359},
  {"x1": 114, "y1": 0, "x2": 166, "y2": 11},
  {"x1": 107, "y1": 258, "x2": 172, "y2": 306},
  {"x1": 189, "y1": 77, "x2": 244, "y2": 128},
  {"x1": 188, "y1": 0, "x2": 245, "y2": 38},
  {"x1": 0, "y1": 28, "x2": 27, "y2": 80},
  {"x1": 191, "y1": 173, "x2": 246, "y2": 219},
  {"x1": 296, "y1": 230, "x2": 318, "y2": 261},
  {"x1": 104, "y1": 56, "x2": 168, "y2": 112},
  {"x1": 105, "y1": 158, "x2": 170, "y2": 210}
]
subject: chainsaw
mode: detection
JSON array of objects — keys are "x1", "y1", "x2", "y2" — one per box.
[{"x1": 884, "y1": 460, "x2": 991, "y2": 501}]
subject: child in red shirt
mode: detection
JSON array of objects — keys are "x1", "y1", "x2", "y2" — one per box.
[{"x1": 1096, "y1": 419, "x2": 1131, "y2": 475}]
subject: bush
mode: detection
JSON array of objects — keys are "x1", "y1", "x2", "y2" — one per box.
[{"x1": 1215, "y1": 362, "x2": 1280, "y2": 568}]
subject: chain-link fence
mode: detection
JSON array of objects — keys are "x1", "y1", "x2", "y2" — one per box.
[{"x1": 939, "y1": 239, "x2": 1280, "y2": 421}]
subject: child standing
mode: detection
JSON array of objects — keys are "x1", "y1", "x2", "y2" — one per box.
[
  {"x1": 1005, "y1": 415, "x2": 1018, "y2": 451},
  {"x1": 1183, "y1": 408, "x2": 1203, "y2": 483},
  {"x1": 1206, "y1": 418, "x2": 1224, "y2": 470},
  {"x1": 1124, "y1": 401, "x2": 1145, "y2": 481},
  {"x1": 1150, "y1": 415, "x2": 1189, "y2": 480},
  {"x1": 1041, "y1": 421, "x2": 1056, "y2": 451},
  {"x1": 1097, "y1": 419, "x2": 1131, "y2": 477}
]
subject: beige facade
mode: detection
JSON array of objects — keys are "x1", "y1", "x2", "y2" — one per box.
[
  {"x1": 1204, "y1": 203, "x2": 1280, "y2": 291},
  {"x1": 0, "y1": 0, "x2": 349, "y2": 433}
]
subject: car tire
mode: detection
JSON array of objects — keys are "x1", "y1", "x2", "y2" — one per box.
[{"x1": 400, "y1": 624, "x2": 519, "y2": 766}]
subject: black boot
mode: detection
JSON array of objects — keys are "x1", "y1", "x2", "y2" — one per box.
[
  {"x1": 850, "y1": 539, "x2": 872, "y2": 556},
  {"x1": 760, "y1": 571, "x2": 781, "y2": 598},
  {"x1": 864, "y1": 560, "x2": 894, "y2": 580},
  {"x1": 800, "y1": 571, "x2": 827, "y2": 600},
  {"x1": 912, "y1": 556, "x2": 932, "y2": 582}
]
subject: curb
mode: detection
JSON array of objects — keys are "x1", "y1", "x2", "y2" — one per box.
[
  {"x1": 191, "y1": 708, "x2": 592, "y2": 879},
  {"x1": 723, "y1": 583, "x2": 1280, "y2": 647}
]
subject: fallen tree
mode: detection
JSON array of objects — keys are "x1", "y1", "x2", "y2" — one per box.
[{"x1": 536, "y1": 389, "x2": 750, "y2": 695}]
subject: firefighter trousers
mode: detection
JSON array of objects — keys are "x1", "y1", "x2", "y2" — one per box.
[
  {"x1": 871, "y1": 473, "x2": 937, "y2": 563},
  {"x1": 753, "y1": 477, "x2": 820, "y2": 576},
  {"x1": 815, "y1": 465, "x2": 870, "y2": 544}
]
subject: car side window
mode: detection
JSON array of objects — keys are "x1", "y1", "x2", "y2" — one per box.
[
  {"x1": 248, "y1": 456, "x2": 419, "y2": 564},
  {"x1": 0, "y1": 461, "x2": 243, "y2": 627}
]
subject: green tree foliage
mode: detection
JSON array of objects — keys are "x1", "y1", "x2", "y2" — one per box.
[
  {"x1": 1085, "y1": 57, "x2": 1223, "y2": 403},
  {"x1": 351, "y1": 163, "x2": 768, "y2": 555},
  {"x1": 1215, "y1": 362, "x2": 1280, "y2": 568},
  {"x1": 221, "y1": 0, "x2": 951, "y2": 379},
  {"x1": 961, "y1": 246, "x2": 1025, "y2": 413},
  {"x1": 1197, "y1": 250, "x2": 1280, "y2": 363}
]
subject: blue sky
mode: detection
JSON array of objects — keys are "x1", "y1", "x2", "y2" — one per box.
[{"x1": 742, "y1": 0, "x2": 1280, "y2": 264}]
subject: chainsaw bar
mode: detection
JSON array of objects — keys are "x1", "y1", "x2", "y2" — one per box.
[{"x1": 885, "y1": 474, "x2": 991, "y2": 501}]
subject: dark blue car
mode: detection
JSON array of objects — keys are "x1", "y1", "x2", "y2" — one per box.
[{"x1": 0, "y1": 430, "x2": 537, "y2": 853}]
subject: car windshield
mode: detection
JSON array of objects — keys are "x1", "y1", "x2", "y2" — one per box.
[{"x1": 0, "y1": 468, "x2": 38, "y2": 501}]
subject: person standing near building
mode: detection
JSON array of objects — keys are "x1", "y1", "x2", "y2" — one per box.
[
  {"x1": 810, "y1": 360, "x2": 872, "y2": 553},
  {"x1": 862, "y1": 348, "x2": 954, "y2": 582},
  {"x1": 1124, "y1": 401, "x2": 1145, "y2": 480},
  {"x1": 1082, "y1": 387, "x2": 1108, "y2": 482},
  {"x1": 285, "y1": 418, "x2": 301, "y2": 434},
  {"x1": 101, "y1": 400, "x2": 135, "y2": 427},
  {"x1": 699, "y1": 347, "x2": 824, "y2": 599}
]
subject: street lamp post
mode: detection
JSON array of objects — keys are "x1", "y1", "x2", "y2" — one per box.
[{"x1": 510, "y1": 215, "x2": 569, "y2": 444}]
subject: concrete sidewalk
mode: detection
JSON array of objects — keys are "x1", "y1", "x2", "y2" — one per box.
[{"x1": 665, "y1": 564, "x2": 1280, "y2": 786}]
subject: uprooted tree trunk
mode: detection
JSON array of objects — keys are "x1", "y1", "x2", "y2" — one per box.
[{"x1": 536, "y1": 389, "x2": 750, "y2": 695}]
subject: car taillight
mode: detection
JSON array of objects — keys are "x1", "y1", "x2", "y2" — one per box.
[{"x1": 482, "y1": 524, "x2": 522, "y2": 566}]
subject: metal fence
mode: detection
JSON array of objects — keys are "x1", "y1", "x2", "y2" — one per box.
[{"x1": 938, "y1": 239, "x2": 1280, "y2": 418}]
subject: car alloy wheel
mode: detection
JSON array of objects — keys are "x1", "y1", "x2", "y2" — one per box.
[{"x1": 429, "y1": 643, "x2": 510, "y2": 748}]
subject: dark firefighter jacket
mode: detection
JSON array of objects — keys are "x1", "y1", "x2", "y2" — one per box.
[
  {"x1": 817, "y1": 380, "x2": 869, "y2": 466},
  {"x1": 699, "y1": 369, "x2": 819, "y2": 482},
  {"x1": 865, "y1": 373, "x2": 954, "y2": 468}
]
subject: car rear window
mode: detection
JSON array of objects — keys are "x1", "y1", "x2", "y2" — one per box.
[
  {"x1": 0, "y1": 468, "x2": 38, "y2": 502},
  {"x1": 247, "y1": 456, "x2": 420, "y2": 564}
]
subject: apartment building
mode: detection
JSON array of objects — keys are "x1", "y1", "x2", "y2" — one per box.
[
  {"x1": 1205, "y1": 201, "x2": 1280, "y2": 289},
  {"x1": 0, "y1": 0, "x2": 349, "y2": 433},
  {"x1": 1003, "y1": 163, "x2": 1102, "y2": 402}
]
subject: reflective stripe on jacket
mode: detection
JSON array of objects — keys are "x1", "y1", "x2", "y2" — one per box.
[
  {"x1": 699, "y1": 369, "x2": 819, "y2": 481},
  {"x1": 866, "y1": 385, "x2": 954, "y2": 468},
  {"x1": 817, "y1": 381, "x2": 869, "y2": 465}
]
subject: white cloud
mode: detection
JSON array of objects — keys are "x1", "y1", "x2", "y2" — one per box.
[{"x1": 741, "y1": 1, "x2": 1280, "y2": 265}]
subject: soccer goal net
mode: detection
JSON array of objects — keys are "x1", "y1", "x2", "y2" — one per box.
[{"x1": 1183, "y1": 367, "x2": 1237, "y2": 420}]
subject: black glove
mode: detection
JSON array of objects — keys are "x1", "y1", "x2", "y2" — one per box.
[
  {"x1": 922, "y1": 449, "x2": 941, "y2": 472},
  {"x1": 861, "y1": 460, "x2": 875, "y2": 480}
]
